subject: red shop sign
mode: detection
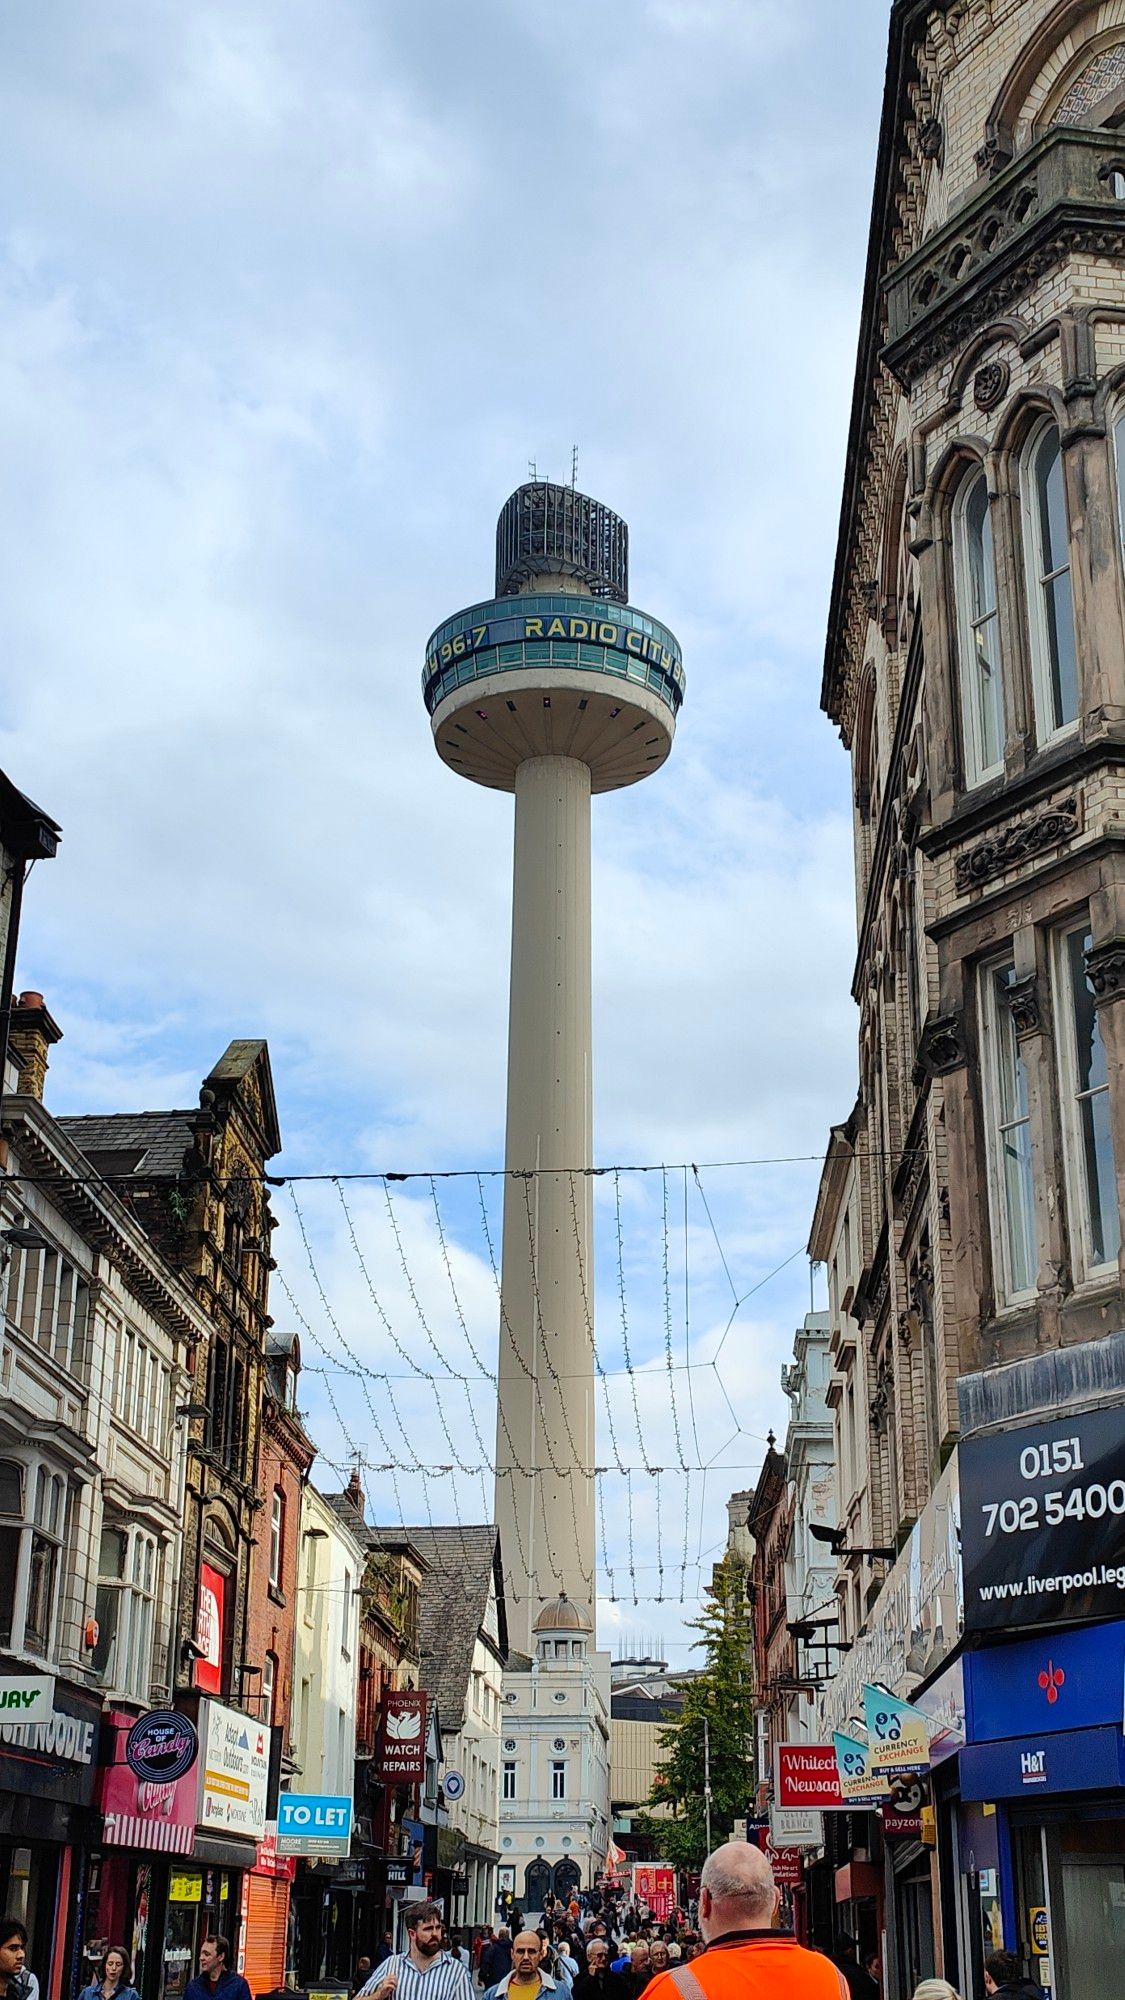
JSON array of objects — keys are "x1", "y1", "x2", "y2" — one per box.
[
  {"x1": 775, "y1": 1743, "x2": 845, "y2": 1809},
  {"x1": 765, "y1": 1842, "x2": 804, "y2": 1888}
]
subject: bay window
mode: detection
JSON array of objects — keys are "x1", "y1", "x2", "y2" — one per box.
[
  {"x1": 1022, "y1": 419, "x2": 1079, "y2": 740},
  {"x1": 1054, "y1": 926, "x2": 1121, "y2": 1279},
  {"x1": 953, "y1": 465, "x2": 1005, "y2": 784},
  {"x1": 0, "y1": 1457, "x2": 69, "y2": 1658},
  {"x1": 980, "y1": 961, "x2": 1037, "y2": 1302}
]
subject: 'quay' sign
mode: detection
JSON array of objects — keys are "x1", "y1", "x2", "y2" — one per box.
[{"x1": 0, "y1": 1675, "x2": 54, "y2": 1721}]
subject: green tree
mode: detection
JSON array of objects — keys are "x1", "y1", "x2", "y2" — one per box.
[{"x1": 634, "y1": 1556, "x2": 756, "y2": 1871}]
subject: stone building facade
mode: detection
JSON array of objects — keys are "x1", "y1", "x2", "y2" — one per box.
[
  {"x1": 61, "y1": 1039, "x2": 282, "y2": 1710},
  {"x1": 819, "y1": 0, "x2": 1125, "y2": 1619},
  {"x1": 811, "y1": 3, "x2": 1125, "y2": 1992}
]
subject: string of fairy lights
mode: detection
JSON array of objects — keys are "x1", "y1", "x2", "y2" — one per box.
[
  {"x1": 271, "y1": 1160, "x2": 807, "y2": 1615},
  {"x1": 0, "y1": 1146, "x2": 859, "y2": 1617}
]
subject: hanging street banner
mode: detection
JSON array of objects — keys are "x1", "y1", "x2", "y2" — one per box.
[
  {"x1": 377, "y1": 1691, "x2": 428, "y2": 1784},
  {"x1": 832, "y1": 1731, "x2": 889, "y2": 1805},
  {"x1": 863, "y1": 1685, "x2": 931, "y2": 1774}
]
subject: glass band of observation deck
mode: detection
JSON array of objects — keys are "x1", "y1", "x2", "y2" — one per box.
[{"x1": 422, "y1": 593, "x2": 685, "y2": 719}]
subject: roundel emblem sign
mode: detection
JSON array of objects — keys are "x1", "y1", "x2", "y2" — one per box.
[
  {"x1": 444, "y1": 1769, "x2": 465, "y2": 1800},
  {"x1": 126, "y1": 1709, "x2": 199, "y2": 1783}
]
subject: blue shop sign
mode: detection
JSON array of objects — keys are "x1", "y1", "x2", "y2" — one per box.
[
  {"x1": 966, "y1": 1618, "x2": 1125, "y2": 1742},
  {"x1": 960, "y1": 1723, "x2": 1125, "y2": 1801}
]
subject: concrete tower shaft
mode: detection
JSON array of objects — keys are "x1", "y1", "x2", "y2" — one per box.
[
  {"x1": 423, "y1": 483, "x2": 683, "y2": 1656},
  {"x1": 499, "y1": 754, "x2": 595, "y2": 1638}
]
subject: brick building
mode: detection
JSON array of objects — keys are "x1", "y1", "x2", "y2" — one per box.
[{"x1": 246, "y1": 1331, "x2": 315, "y2": 1757}]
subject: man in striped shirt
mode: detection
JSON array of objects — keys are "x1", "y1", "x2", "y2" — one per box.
[{"x1": 359, "y1": 1904, "x2": 474, "y2": 2000}]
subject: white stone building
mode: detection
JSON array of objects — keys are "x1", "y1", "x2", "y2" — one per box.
[
  {"x1": 291, "y1": 1482, "x2": 364, "y2": 1796},
  {"x1": 498, "y1": 1594, "x2": 610, "y2": 1911},
  {"x1": 779, "y1": 1310, "x2": 839, "y2": 1729}
]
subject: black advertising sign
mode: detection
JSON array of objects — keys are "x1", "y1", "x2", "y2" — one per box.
[
  {"x1": 126, "y1": 1710, "x2": 199, "y2": 1783},
  {"x1": 960, "y1": 1403, "x2": 1125, "y2": 1632}
]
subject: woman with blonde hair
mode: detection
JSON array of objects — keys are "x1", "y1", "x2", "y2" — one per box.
[{"x1": 912, "y1": 1980, "x2": 960, "y2": 2000}]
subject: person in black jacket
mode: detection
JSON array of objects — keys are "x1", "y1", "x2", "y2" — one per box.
[
  {"x1": 481, "y1": 1931, "x2": 513, "y2": 1991},
  {"x1": 833, "y1": 1936, "x2": 879, "y2": 2000},
  {"x1": 572, "y1": 1941, "x2": 627, "y2": 2000},
  {"x1": 983, "y1": 1950, "x2": 1040, "y2": 1999}
]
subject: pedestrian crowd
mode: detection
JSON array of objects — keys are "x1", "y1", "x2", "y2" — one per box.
[{"x1": 0, "y1": 1862, "x2": 1046, "y2": 2000}]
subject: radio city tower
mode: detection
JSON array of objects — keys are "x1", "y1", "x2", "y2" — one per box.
[{"x1": 423, "y1": 482, "x2": 685, "y2": 1653}]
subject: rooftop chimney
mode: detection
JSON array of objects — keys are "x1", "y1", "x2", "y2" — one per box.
[{"x1": 8, "y1": 992, "x2": 62, "y2": 1101}]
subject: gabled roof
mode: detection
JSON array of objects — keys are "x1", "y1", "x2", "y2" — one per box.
[
  {"x1": 0, "y1": 768, "x2": 61, "y2": 861},
  {"x1": 58, "y1": 1040, "x2": 281, "y2": 1179},
  {"x1": 206, "y1": 1039, "x2": 281, "y2": 1158},
  {"x1": 57, "y1": 1110, "x2": 197, "y2": 1180},
  {"x1": 400, "y1": 1524, "x2": 509, "y2": 1734}
]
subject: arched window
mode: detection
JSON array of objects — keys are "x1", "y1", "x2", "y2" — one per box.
[
  {"x1": 952, "y1": 465, "x2": 1005, "y2": 785},
  {"x1": 1053, "y1": 42, "x2": 1125, "y2": 128},
  {"x1": 1021, "y1": 418, "x2": 1079, "y2": 740}
]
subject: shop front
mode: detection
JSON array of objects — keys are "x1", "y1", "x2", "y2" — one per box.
[
  {"x1": 944, "y1": 1388, "x2": 1125, "y2": 2000},
  {"x1": 957, "y1": 1617, "x2": 1125, "y2": 1999},
  {"x1": 95, "y1": 1698, "x2": 271, "y2": 2000},
  {"x1": 0, "y1": 1672, "x2": 101, "y2": 2000}
]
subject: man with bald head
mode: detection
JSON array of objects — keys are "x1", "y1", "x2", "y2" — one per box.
[
  {"x1": 641, "y1": 1844, "x2": 848, "y2": 2000},
  {"x1": 482, "y1": 1933, "x2": 559, "y2": 2000}
]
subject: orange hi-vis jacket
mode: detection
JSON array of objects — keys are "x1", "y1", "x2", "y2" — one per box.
[{"x1": 644, "y1": 1936, "x2": 849, "y2": 2000}]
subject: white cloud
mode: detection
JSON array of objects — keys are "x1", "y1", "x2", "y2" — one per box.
[{"x1": 0, "y1": 0, "x2": 885, "y2": 1663}]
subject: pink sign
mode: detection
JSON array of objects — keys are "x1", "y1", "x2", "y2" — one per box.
[{"x1": 99, "y1": 1711, "x2": 198, "y2": 1854}]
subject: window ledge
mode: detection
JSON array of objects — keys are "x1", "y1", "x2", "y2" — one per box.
[{"x1": 268, "y1": 1585, "x2": 287, "y2": 1609}]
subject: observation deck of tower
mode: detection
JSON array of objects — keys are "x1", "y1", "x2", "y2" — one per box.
[{"x1": 423, "y1": 482, "x2": 685, "y2": 1655}]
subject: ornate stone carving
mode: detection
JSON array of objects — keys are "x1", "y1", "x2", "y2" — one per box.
[
  {"x1": 916, "y1": 1013, "x2": 967, "y2": 1080},
  {"x1": 870, "y1": 1356, "x2": 895, "y2": 1431},
  {"x1": 860, "y1": 578, "x2": 881, "y2": 618},
  {"x1": 1084, "y1": 942, "x2": 1125, "y2": 1002},
  {"x1": 1006, "y1": 973, "x2": 1040, "y2": 1036},
  {"x1": 975, "y1": 135, "x2": 1013, "y2": 178},
  {"x1": 884, "y1": 130, "x2": 1125, "y2": 386},
  {"x1": 973, "y1": 357, "x2": 1010, "y2": 410},
  {"x1": 954, "y1": 796, "x2": 1078, "y2": 893},
  {"x1": 918, "y1": 118, "x2": 944, "y2": 161}
]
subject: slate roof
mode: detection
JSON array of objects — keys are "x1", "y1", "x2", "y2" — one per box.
[
  {"x1": 57, "y1": 1110, "x2": 197, "y2": 1180},
  {"x1": 402, "y1": 1524, "x2": 507, "y2": 1735}
]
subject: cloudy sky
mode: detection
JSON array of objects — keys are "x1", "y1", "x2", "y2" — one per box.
[{"x1": 1, "y1": 0, "x2": 888, "y2": 1664}]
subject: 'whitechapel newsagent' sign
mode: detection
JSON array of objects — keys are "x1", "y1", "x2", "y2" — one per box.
[{"x1": 198, "y1": 1699, "x2": 270, "y2": 1839}]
